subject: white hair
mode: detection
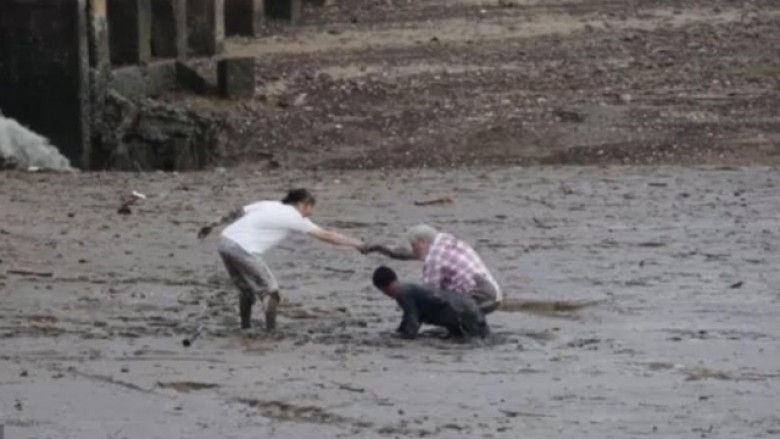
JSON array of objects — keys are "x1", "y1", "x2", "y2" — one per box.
[{"x1": 406, "y1": 224, "x2": 438, "y2": 243}]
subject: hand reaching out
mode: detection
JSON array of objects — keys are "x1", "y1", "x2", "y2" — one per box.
[
  {"x1": 357, "y1": 244, "x2": 383, "y2": 255},
  {"x1": 357, "y1": 244, "x2": 374, "y2": 255}
]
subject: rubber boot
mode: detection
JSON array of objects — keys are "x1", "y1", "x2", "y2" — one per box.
[
  {"x1": 263, "y1": 291, "x2": 280, "y2": 332},
  {"x1": 239, "y1": 293, "x2": 254, "y2": 329}
]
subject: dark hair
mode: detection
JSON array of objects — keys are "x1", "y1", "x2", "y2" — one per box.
[
  {"x1": 282, "y1": 188, "x2": 316, "y2": 205},
  {"x1": 372, "y1": 266, "x2": 398, "y2": 289}
]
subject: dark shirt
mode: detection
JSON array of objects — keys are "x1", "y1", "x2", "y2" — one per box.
[{"x1": 394, "y1": 283, "x2": 488, "y2": 339}]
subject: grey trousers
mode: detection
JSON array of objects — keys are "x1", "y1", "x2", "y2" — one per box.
[
  {"x1": 472, "y1": 275, "x2": 501, "y2": 315},
  {"x1": 218, "y1": 237, "x2": 279, "y2": 303}
]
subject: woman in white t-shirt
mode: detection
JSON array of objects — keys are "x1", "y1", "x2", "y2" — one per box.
[{"x1": 199, "y1": 189, "x2": 364, "y2": 331}]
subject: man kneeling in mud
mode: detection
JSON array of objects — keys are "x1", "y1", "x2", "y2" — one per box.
[
  {"x1": 363, "y1": 224, "x2": 502, "y2": 315},
  {"x1": 372, "y1": 266, "x2": 488, "y2": 340}
]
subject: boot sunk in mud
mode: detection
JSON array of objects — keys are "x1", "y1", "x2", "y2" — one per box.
[{"x1": 372, "y1": 266, "x2": 489, "y2": 340}]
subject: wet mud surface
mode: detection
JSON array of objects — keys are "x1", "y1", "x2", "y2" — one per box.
[{"x1": 1, "y1": 166, "x2": 779, "y2": 438}]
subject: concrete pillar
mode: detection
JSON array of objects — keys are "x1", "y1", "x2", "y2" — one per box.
[
  {"x1": 187, "y1": 0, "x2": 225, "y2": 56},
  {"x1": 151, "y1": 0, "x2": 187, "y2": 58},
  {"x1": 225, "y1": 0, "x2": 264, "y2": 37},
  {"x1": 174, "y1": 0, "x2": 188, "y2": 58},
  {"x1": 88, "y1": 0, "x2": 111, "y2": 169},
  {"x1": 77, "y1": 0, "x2": 93, "y2": 169},
  {"x1": 88, "y1": 0, "x2": 111, "y2": 70},
  {"x1": 218, "y1": 57, "x2": 255, "y2": 98},
  {"x1": 108, "y1": 0, "x2": 152, "y2": 66},
  {"x1": 265, "y1": 0, "x2": 301, "y2": 24},
  {"x1": 0, "y1": 0, "x2": 91, "y2": 168}
]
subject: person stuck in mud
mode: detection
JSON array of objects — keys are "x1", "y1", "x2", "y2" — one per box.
[
  {"x1": 362, "y1": 224, "x2": 503, "y2": 314},
  {"x1": 198, "y1": 189, "x2": 364, "y2": 331},
  {"x1": 372, "y1": 266, "x2": 489, "y2": 340}
]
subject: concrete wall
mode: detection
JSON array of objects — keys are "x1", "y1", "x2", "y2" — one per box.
[
  {"x1": 0, "y1": 0, "x2": 281, "y2": 171},
  {"x1": 0, "y1": 0, "x2": 91, "y2": 168},
  {"x1": 152, "y1": 0, "x2": 187, "y2": 58},
  {"x1": 108, "y1": 0, "x2": 152, "y2": 66}
]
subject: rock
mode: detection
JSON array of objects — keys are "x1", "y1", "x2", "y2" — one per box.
[
  {"x1": 293, "y1": 93, "x2": 308, "y2": 107},
  {"x1": 553, "y1": 109, "x2": 585, "y2": 123},
  {"x1": 218, "y1": 58, "x2": 256, "y2": 99}
]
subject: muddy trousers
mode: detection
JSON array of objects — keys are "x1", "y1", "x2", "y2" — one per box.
[
  {"x1": 472, "y1": 275, "x2": 501, "y2": 315},
  {"x1": 218, "y1": 237, "x2": 280, "y2": 330}
]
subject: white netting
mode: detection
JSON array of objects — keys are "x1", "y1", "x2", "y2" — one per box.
[{"x1": 0, "y1": 114, "x2": 74, "y2": 171}]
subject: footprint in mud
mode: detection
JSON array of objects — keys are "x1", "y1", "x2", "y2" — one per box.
[
  {"x1": 517, "y1": 329, "x2": 558, "y2": 342},
  {"x1": 29, "y1": 314, "x2": 58, "y2": 324},
  {"x1": 326, "y1": 220, "x2": 383, "y2": 229},
  {"x1": 236, "y1": 399, "x2": 349, "y2": 425},
  {"x1": 281, "y1": 308, "x2": 322, "y2": 320},
  {"x1": 235, "y1": 398, "x2": 427, "y2": 435},
  {"x1": 643, "y1": 361, "x2": 676, "y2": 371},
  {"x1": 684, "y1": 367, "x2": 732, "y2": 381},
  {"x1": 157, "y1": 381, "x2": 221, "y2": 392}
]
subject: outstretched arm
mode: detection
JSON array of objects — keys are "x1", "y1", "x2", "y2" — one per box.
[
  {"x1": 360, "y1": 244, "x2": 417, "y2": 260},
  {"x1": 308, "y1": 228, "x2": 363, "y2": 248},
  {"x1": 197, "y1": 206, "x2": 244, "y2": 240}
]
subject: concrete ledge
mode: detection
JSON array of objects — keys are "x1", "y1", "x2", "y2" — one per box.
[
  {"x1": 110, "y1": 60, "x2": 178, "y2": 99},
  {"x1": 176, "y1": 59, "x2": 218, "y2": 95}
]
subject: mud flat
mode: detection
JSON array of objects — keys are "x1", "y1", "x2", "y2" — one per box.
[
  {"x1": 199, "y1": 0, "x2": 780, "y2": 169},
  {"x1": 1, "y1": 166, "x2": 779, "y2": 438}
]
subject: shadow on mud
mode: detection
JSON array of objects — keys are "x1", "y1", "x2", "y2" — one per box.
[{"x1": 498, "y1": 299, "x2": 601, "y2": 318}]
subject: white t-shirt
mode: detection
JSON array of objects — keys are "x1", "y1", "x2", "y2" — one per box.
[{"x1": 221, "y1": 201, "x2": 321, "y2": 255}]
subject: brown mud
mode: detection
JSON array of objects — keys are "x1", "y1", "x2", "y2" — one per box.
[
  {"x1": 2, "y1": 166, "x2": 779, "y2": 438},
  {"x1": 165, "y1": 0, "x2": 780, "y2": 170}
]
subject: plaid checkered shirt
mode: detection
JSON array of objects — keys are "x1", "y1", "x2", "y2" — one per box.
[{"x1": 422, "y1": 233, "x2": 494, "y2": 295}]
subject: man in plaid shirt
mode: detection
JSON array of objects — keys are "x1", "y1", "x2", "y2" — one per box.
[{"x1": 361, "y1": 224, "x2": 502, "y2": 314}]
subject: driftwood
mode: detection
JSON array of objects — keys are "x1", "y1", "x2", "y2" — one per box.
[
  {"x1": 8, "y1": 268, "x2": 54, "y2": 277},
  {"x1": 414, "y1": 197, "x2": 453, "y2": 206}
]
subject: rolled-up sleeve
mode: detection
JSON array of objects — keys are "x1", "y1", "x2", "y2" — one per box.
[{"x1": 287, "y1": 216, "x2": 321, "y2": 234}]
